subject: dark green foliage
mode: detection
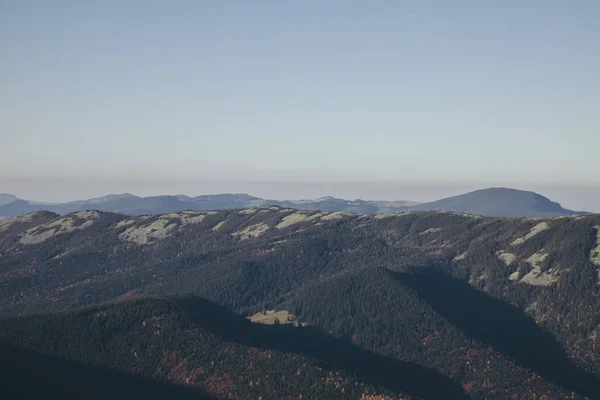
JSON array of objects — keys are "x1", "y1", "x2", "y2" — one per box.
[
  {"x1": 1, "y1": 341, "x2": 216, "y2": 400},
  {"x1": 1, "y1": 208, "x2": 600, "y2": 399},
  {"x1": 0, "y1": 297, "x2": 423, "y2": 399},
  {"x1": 284, "y1": 267, "x2": 593, "y2": 399}
]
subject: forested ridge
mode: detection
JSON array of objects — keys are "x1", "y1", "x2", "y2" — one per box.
[{"x1": 1, "y1": 207, "x2": 599, "y2": 399}]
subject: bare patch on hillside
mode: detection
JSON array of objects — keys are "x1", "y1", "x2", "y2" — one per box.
[
  {"x1": 249, "y1": 310, "x2": 293, "y2": 324},
  {"x1": 453, "y1": 252, "x2": 468, "y2": 261},
  {"x1": 163, "y1": 211, "x2": 206, "y2": 225},
  {"x1": 509, "y1": 271, "x2": 520, "y2": 281},
  {"x1": 516, "y1": 250, "x2": 558, "y2": 286},
  {"x1": 520, "y1": 266, "x2": 559, "y2": 286},
  {"x1": 496, "y1": 251, "x2": 517, "y2": 266},
  {"x1": 526, "y1": 251, "x2": 548, "y2": 267},
  {"x1": 306, "y1": 211, "x2": 328, "y2": 221},
  {"x1": 72, "y1": 211, "x2": 101, "y2": 219},
  {"x1": 211, "y1": 220, "x2": 227, "y2": 231},
  {"x1": 590, "y1": 226, "x2": 600, "y2": 266},
  {"x1": 420, "y1": 228, "x2": 442, "y2": 236},
  {"x1": 117, "y1": 212, "x2": 207, "y2": 245},
  {"x1": 115, "y1": 219, "x2": 136, "y2": 228},
  {"x1": 320, "y1": 211, "x2": 352, "y2": 221},
  {"x1": 511, "y1": 222, "x2": 549, "y2": 246},
  {"x1": 238, "y1": 208, "x2": 257, "y2": 215},
  {"x1": 275, "y1": 212, "x2": 308, "y2": 229},
  {"x1": 119, "y1": 218, "x2": 176, "y2": 245},
  {"x1": 374, "y1": 213, "x2": 395, "y2": 219},
  {"x1": 231, "y1": 222, "x2": 269, "y2": 240},
  {"x1": 248, "y1": 310, "x2": 306, "y2": 326},
  {"x1": 0, "y1": 213, "x2": 42, "y2": 232},
  {"x1": 591, "y1": 226, "x2": 600, "y2": 284},
  {"x1": 52, "y1": 247, "x2": 78, "y2": 260},
  {"x1": 20, "y1": 215, "x2": 97, "y2": 245},
  {"x1": 461, "y1": 213, "x2": 482, "y2": 219}
]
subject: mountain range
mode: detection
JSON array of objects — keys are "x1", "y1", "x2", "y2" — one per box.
[
  {"x1": 1, "y1": 207, "x2": 600, "y2": 399},
  {"x1": 0, "y1": 187, "x2": 585, "y2": 218}
]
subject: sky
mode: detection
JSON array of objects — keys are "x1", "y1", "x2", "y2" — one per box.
[{"x1": 1, "y1": 1, "x2": 599, "y2": 210}]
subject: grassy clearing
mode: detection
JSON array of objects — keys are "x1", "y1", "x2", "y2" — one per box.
[{"x1": 511, "y1": 222, "x2": 549, "y2": 246}]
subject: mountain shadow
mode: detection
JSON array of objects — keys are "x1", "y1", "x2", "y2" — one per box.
[
  {"x1": 176, "y1": 296, "x2": 470, "y2": 400},
  {"x1": 0, "y1": 341, "x2": 216, "y2": 400},
  {"x1": 396, "y1": 268, "x2": 600, "y2": 399}
]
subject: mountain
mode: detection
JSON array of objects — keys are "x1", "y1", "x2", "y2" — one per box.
[
  {"x1": 0, "y1": 194, "x2": 255, "y2": 217},
  {"x1": 1, "y1": 339, "x2": 216, "y2": 400},
  {"x1": 65, "y1": 193, "x2": 141, "y2": 206},
  {"x1": 1, "y1": 208, "x2": 599, "y2": 399},
  {"x1": 0, "y1": 199, "x2": 42, "y2": 216},
  {"x1": 0, "y1": 296, "x2": 467, "y2": 400},
  {"x1": 0, "y1": 188, "x2": 585, "y2": 218},
  {"x1": 411, "y1": 187, "x2": 584, "y2": 217},
  {"x1": 0, "y1": 193, "x2": 20, "y2": 206}
]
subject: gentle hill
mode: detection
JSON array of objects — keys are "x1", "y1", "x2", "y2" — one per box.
[
  {"x1": 409, "y1": 187, "x2": 583, "y2": 217},
  {"x1": 192, "y1": 193, "x2": 262, "y2": 203},
  {"x1": 0, "y1": 199, "x2": 42, "y2": 216},
  {"x1": 65, "y1": 193, "x2": 141, "y2": 206},
  {"x1": 0, "y1": 194, "x2": 59, "y2": 217}
]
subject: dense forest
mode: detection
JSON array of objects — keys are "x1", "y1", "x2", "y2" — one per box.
[
  {"x1": 1, "y1": 208, "x2": 599, "y2": 399},
  {"x1": 1, "y1": 296, "x2": 419, "y2": 399}
]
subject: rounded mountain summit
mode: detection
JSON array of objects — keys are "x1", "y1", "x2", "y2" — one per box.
[{"x1": 410, "y1": 187, "x2": 584, "y2": 218}]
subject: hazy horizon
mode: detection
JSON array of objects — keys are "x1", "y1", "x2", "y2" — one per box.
[
  {"x1": 2, "y1": 2, "x2": 599, "y2": 212},
  {"x1": 1, "y1": 176, "x2": 599, "y2": 213}
]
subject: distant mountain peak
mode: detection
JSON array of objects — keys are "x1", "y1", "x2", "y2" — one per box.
[
  {"x1": 0, "y1": 193, "x2": 19, "y2": 206},
  {"x1": 411, "y1": 187, "x2": 580, "y2": 218},
  {"x1": 0, "y1": 188, "x2": 587, "y2": 218}
]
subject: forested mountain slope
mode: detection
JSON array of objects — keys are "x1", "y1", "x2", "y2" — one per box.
[
  {"x1": 1, "y1": 339, "x2": 216, "y2": 400},
  {"x1": 0, "y1": 296, "x2": 467, "y2": 400},
  {"x1": 1, "y1": 208, "x2": 600, "y2": 399}
]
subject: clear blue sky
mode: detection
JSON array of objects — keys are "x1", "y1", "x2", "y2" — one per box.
[{"x1": 1, "y1": 1, "x2": 599, "y2": 208}]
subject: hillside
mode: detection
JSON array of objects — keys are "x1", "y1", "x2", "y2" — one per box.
[
  {"x1": 0, "y1": 187, "x2": 584, "y2": 218},
  {"x1": 411, "y1": 187, "x2": 583, "y2": 217},
  {"x1": 0, "y1": 193, "x2": 20, "y2": 206},
  {"x1": 1, "y1": 207, "x2": 600, "y2": 399},
  {"x1": 1, "y1": 341, "x2": 215, "y2": 400},
  {"x1": 1, "y1": 296, "x2": 430, "y2": 399},
  {"x1": 0, "y1": 193, "x2": 266, "y2": 217}
]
